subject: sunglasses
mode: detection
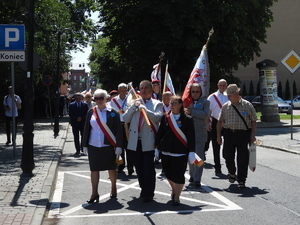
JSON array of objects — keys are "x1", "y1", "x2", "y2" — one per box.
[
  {"x1": 94, "y1": 96, "x2": 105, "y2": 101},
  {"x1": 191, "y1": 91, "x2": 200, "y2": 93}
]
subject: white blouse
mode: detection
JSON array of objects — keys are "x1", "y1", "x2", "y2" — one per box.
[{"x1": 88, "y1": 108, "x2": 109, "y2": 148}]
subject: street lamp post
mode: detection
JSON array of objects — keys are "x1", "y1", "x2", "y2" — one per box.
[
  {"x1": 53, "y1": 29, "x2": 73, "y2": 136},
  {"x1": 21, "y1": 0, "x2": 35, "y2": 176}
]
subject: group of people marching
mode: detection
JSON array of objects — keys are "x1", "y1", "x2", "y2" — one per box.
[{"x1": 68, "y1": 79, "x2": 257, "y2": 206}]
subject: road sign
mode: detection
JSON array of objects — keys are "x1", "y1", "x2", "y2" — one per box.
[
  {"x1": 281, "y1": 50, "x2": 300, "y2": 73},
  {"x1": 0, "y1": 24, "x2": 25, "y2": 50},
  {"x1": 42, "y1": 75, "x2": 53, "y2": 86},
  {"x1": 0, "y1": 25, "x2": 25, "y2": 62}
]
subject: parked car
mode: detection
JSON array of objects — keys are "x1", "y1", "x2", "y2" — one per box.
[
  {"x1": 243, "y1": 96, "x2": 256, "y2": 103},
  {"x1": 285, "y1": 95, "x2": 300, "y2": 109},
  {"x1": 251, "y1": 96, "x2": 292, "y2": 114}
]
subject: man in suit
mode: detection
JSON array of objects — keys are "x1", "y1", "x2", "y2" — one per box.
[
  {"x1": 185, "y1": 83, "x2": 210, "y2": 187},
  {"x1": 69, "y1": 92, "x2": 89, "y2": 155},
  {"x1": 123, "y1": 80, "x2": 163, "y2": 202}
]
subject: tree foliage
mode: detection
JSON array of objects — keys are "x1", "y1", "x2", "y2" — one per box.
[
  {"x1": 0, "y1": 0, "x2": 99, "y2": 118},
  {"x1": 91, "y1": 0, "x2": 277, "y2": 91}
]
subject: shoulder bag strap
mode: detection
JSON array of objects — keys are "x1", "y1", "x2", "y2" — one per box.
[{"x1": 231, "y1": 104, "x2": 249, "y2": 130}]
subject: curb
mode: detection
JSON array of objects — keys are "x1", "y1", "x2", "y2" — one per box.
[
  {"x1": 31, "y1": 124, "x2": 69, "y2": 225},
  {"x1": 260, "y1": 144, "x2": 300, "y2": 155}
]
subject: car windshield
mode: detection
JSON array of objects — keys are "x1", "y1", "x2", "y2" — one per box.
[{"x1": 277, "y1": 97, "x2": 285, "y2": 103}]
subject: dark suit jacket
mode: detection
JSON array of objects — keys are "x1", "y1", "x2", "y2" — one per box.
[
  {"x1": 155, "y1": 113, "x2": 195, "y2": 154},
  {"x1": 69, "y1": 101, "x2": 89, "y2": 126},
  {"x1": 82, "y1": 107, "x2": 123, "y2": 148}
]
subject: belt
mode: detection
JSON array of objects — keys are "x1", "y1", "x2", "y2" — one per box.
[
  {"x1": 138, "y1": 137, "x2": 141, "y2": 140},
  {"x1": 226, "y1": 128, "x2": 247, "y2": 133},
  {"x1": 121, "y1": 122, "x2": 125, "y2": 125}
]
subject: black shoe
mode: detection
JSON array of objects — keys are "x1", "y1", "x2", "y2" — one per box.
[
  {"x1": 189, "y1": 177, "x2": 194, "y2": 183},
  {"x1": 87, "y1": 194, "x2": 99, "y2": 204},
  {"x1": 172, "y1": 200, "x2": 180, "y2": 206},
  {"x1": 117, "y1": 169, "x2": 124, "y2": 173},
  {"x1": 215, "y1": 169, "x2": 222, "y2": 175},
  {"x1": 195, "y1": 181, "x2": 201, "y2": 187},
  {"x1": 128, "y1": 169, "x2": 134, "y2": 176},
  {"x1": 110, "y1": 193, "x2": 117, "y2": 198},
  {"x1": 143, "y1": 196, "x2": 153, "y2": 203},
  {"x1": 5, "y1": 141, "x2": 11, "y2": 145},
  {"x1": 238, "y1": 182, "x2": 246, "y2": 188}
]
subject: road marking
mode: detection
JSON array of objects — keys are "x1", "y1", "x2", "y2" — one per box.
[{"x1": 48, "y1": 171, "x2": 242, "y2": 218}]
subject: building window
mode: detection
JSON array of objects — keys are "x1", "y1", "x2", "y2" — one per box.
[
  {"x1": 74, "y1": 76, "x2": 76, "y2": 81},
  {"x1": 79, "y1": 76, "x2": 82, "y2": 81}
]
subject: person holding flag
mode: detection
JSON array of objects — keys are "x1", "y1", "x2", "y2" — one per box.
[
  {"x1": 151, "y1": 80, "x2": 162, "y2": 101},
  {"x1": 185, "y1": 83, "x2": 210, "y2": 187},
  {"x1": 155, "y1": 95, "x2": 195, "y2": 206},
  {"x1": 109, "y1": 83, "x2": 134, "y2": 175},
  {"x1": 123, "y1": 80, "x2": 163, "y2": 202}
]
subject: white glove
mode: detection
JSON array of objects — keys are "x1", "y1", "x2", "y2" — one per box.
[
  {"x1": 188, "y1": 152, "x2": 196, "y2": 164},
  {"x1": 134, "y1": 98, "x2": 142, "y2": 107},
  {"x1": 154, "y1": 148, "x2": 160, "y2": 160},
  {"x1": 115, "y1": 147, "x2": 122, "y2": 155},
  {"x1": 138, "y1": 104, "x2": 146, "y2": 111},
  {"x1": 83, "y1": 147, "x2": 88, "y2": 155}
]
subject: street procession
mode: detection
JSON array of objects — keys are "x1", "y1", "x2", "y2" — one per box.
[{"x1": 2, "y1": 1, "x2": 300, "y2": 225}]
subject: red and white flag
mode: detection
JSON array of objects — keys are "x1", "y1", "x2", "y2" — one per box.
[
  {"x1": 163, "y1": 72, "x2": 175, "y2": 95},
  {"x1": 182, "y1": 45, "x2": 209, "y2": 108},
  {"x1": 150, "y1": 63, "x2": 161, "y2": 82}
]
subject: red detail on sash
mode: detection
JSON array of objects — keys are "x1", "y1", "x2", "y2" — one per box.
[
  {"x1": 138, "y1": 100, "x2": 157, "y2": 135},
  {"x1": 112, "y1": 98, "x2": 122, "y2": 110},
  {"x1": 166, "y1": 113, "x2": 187, "y2": 147},
  {"x1": 213, "y1": 94, "x2": 222, "y2": 109},
  {"x1": 93, "y1": 107, "x2": 116, "y2": 147}
]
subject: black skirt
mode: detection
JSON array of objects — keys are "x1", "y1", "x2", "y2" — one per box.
[
  {"x1": 162, "y1": 154, "x2": 188, "y2": 184},
  {"x1": 88, "y1": 145, "x2": 116, "y2": 171}
]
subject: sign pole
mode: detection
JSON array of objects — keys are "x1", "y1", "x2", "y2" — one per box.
[
  {"x1": 281, "y1": 49, "x2": 300, "y2": 140},
  {"x1": 11, "y1": 62, "x2": 16, "y2": 156},
  {"x1": 290, "y1": 73, "x2": 294, "y2": 139}
]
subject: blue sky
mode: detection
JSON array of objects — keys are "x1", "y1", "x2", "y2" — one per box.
[{"x1": 70, "y1": 12, "x2": 99, "y2": 72}]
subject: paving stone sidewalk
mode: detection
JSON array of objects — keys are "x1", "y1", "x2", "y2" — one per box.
[{"x1": 0, "y1": 118, "x2": 69, "y2": 225}]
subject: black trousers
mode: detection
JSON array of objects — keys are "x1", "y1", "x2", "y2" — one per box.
[
  {"x1": 211, "y1": 117, "x2": 222, "y2": 170},
  {"x1": 128, "y1": 141, "x2": 156, "y2": 198},
  {"x1": 71, "y1": 122, "x2": 84, "y2": 153},
  {"x1": 5, "y1": 116, "x2": 17, "y2": 143},
  {"x1": 223, "y1": 129, "x2": 249, "y2": 183}
]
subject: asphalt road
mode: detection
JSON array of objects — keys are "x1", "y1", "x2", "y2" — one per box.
[{"x1": 43, "y1": 126, "x2": 300, "y2": 225}]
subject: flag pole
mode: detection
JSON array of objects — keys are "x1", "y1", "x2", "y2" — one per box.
[
  {"x1": 205, "y1": 27, "x2": 214, "y2": 47},
  {"x1": 163, "y1": 61, "x2": 169, "y2": 93},
  {"x1": 156, "y1": 52, "x2": 165, "y2": 92}
]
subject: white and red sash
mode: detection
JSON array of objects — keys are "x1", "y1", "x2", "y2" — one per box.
[
  {"x1": 213, "y1": 94, "x2": 222, "y2": 109},
  {"x1": 93, "y1": 107, "x2": 116, "y2": 147},
  {"x1": 112, "y1": 98, "x2": 124, "y2": 113},
  {"x1": 166, "y1": 113, "x2": 187, "y2": 147}
]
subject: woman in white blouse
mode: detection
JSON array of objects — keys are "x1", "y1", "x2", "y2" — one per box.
[{"x1": 82, "y1": 89, "x2": 123, "y2": 203}]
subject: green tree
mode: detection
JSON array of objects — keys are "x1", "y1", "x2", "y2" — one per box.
[
  {"x1": 285, "y1": 79, "x2": 291, "y2": 100},
  {"x1": 242, "y1": 83, "x2": 247, "y2": 97},
  {"x1": 249, "y1": 80, "x2": 254, "y2": 96},
  {"x1": 277, "y1": 81, "x2": 282, "y2": 98},
  {"x1": 293, "y1": 80, "x2": 297, "y2": 97},
  {"x1": 93, "y1": 0, "x2": 276, "y2": 90},
  {"x1": 256, "y1": 81, "x2": 260, "y2": 96}
]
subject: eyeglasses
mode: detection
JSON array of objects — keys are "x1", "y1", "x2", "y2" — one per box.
[
  {"x1": 191, "y1": 91, "x2": 200, "y2": 93},
  {"x1": 170, "y1": 102, "x2": 179, "y2": 106},
  {"x1": 94, "y1": 96, "x2": 105, "y2": 101}
]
